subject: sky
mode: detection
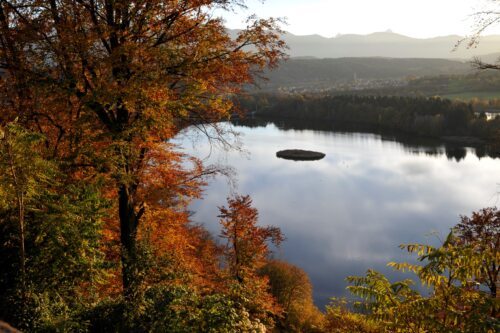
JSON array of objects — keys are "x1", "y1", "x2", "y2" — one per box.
[{"x1": 219, "y1": 0, "x2": 500, "y2": 38}]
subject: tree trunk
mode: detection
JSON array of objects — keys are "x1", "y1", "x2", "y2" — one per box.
[
  {"x1": 6, "y1": 138, "x2": 26, "y2": 294},
  {"x1": 17, "y1": 195, "x2": 26, "y2": 293},
  {"x1": 118, "y1": 184, "x2": 139, "y2": 300}
]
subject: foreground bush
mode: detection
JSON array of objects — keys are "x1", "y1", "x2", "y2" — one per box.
[{"x1": 328, "y1": 208, "x2": 499, "y2": 333}]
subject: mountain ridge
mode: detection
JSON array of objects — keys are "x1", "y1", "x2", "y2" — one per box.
[{"x1": 229, "y1": 29, "x2": 500, "y2": 60}]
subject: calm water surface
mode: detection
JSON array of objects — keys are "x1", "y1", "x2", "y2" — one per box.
[{"x1": 176, "y1": 121, "x2": 500, "y2": 308}]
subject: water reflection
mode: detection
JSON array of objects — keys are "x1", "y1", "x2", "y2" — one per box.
[
  {"x1": 176, "y1": 120, "x2": 500, "y2": 308},
  {"x1": 233, "y1": 117, "x2": 499, "y2": 162}
]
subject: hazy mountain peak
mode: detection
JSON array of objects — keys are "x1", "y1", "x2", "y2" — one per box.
[
  {"x1": 226, "y1": 28, "x2": 500, "y2": 59},
  {"x1": 365, "y1": 31, "x2": 415, "y2": 41},
  {"x1": 276, "y1": 30, "x2": 500, "y2": 59}
]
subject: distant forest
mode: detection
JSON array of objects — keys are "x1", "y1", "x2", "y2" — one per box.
[{"x1": 239, "y1": 94, "x2": 500, "y2": 144}]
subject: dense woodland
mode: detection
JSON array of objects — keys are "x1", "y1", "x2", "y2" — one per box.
[
  {"x1": 240, "y1": 94, "x2": 500, "y2": 144},
  {"x1": 0, "y1": 1, "x2": 498, "y2": 332}
]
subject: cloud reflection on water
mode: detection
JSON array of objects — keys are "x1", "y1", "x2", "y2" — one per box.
[{"x1": 176, "y1": 122, "x2": 500, "y2": 308}]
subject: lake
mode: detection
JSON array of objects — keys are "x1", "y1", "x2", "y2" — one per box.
[{"x1": 175, "y1": 119, "x2": 500, "y2": 308}]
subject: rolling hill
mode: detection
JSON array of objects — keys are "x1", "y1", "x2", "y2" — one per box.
[{"x1": 258, "y1": 57, "x2": 474, "y2": 91}]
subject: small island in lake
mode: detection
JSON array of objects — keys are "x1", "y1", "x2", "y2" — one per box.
[{"x1": 276, "y1": 149, "x2": 326, "y2": 161}]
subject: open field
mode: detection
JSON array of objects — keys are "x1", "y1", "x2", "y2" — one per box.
[{"x1": 441, "y1": 91, "x2": 500, "y2": 100}]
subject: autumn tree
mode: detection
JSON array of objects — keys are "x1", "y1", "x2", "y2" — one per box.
[
  {"x1": 0, "y1": 0, "x2": 285, "y2": 303},
  {"x1": 324, "y1": 298, "x2": 380, "y2": 333},
  {"x1": 219, "y1": 195, "x2": 283, "y2": 283},
  {"x1": 218, "y1": 195, "x2": 284, "y2": 326},
  {"x1": 260, "y1": 260, "x2": 324, "y2": 332},
  {"x1": 460, "y1": 0, "x2": 500, "y2": 70},
  {"x1": 454, "y1": 207, "x2": 499, "y2": 300}
]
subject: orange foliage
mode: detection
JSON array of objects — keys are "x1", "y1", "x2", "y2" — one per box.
[
  {"x1": 0, "y1": 0, "x2": 285, "y2": 299},
  {"x1": 219, "y1": 195, "x2": 284, "y2": 283},
  {"x1": 218, "y1": 195, "x2": 284, "y2": 321},
  {"x1": 261, "y1": 260, "x2": 325, "y2": 331}
]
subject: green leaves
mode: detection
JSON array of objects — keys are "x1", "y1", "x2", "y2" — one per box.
[
  {"x1": 0, "y1": 123, "x2": 109, "y2": 331},
  {"x1": 343, "y1": 210, "x2": 500, "y2": 332},
  {"x1": 0, "y1": 123, "x2": 56, "y2": 203}
]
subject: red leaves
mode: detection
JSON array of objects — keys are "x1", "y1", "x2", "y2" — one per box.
[
  {"x1": 219, "y1": 195, "x2": 284, "y2": 282},
  {"x1": 218, "y1": 195, "x2": 284, "y2": 322}
]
